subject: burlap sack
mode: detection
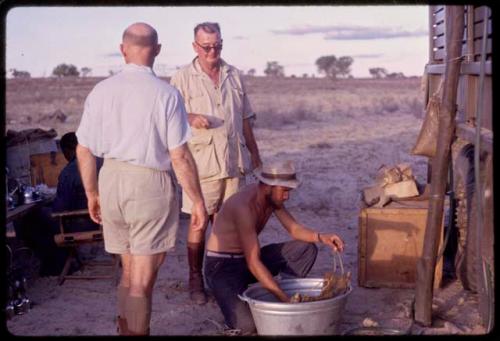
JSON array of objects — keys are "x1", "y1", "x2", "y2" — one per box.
[
  {"x1": 411, "y1": 80, "x2": 443, "y2": 158},
  {"x1": 375, "y1": 165, "x2": 402, "y2": 187}
]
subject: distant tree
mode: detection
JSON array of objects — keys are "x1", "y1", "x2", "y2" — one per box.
[
  {"x1": 247, "y1": 68, "x2": 256, "y2": 76},
  {"x1": 9, "y1": 68, "x2": 31, "y2": 78},
  {"x1": 337, "y1": 56, "x2": 354, "y2": 78},
  {"x1": 315, "y1": 55, "x2": 353, "y2": 80},
  {"x1": 369, "y1": 67, "x2": 388, "y2": 79},
  {"x1": 109, "y1": 70, "x2": 116, "y2": 76},
  {"x1": 386, "y1": 72, "x2": 405, "y2": 79},
  {"x1": 52, "y1": 63, "x2": 80, "y2": 77},
  {"x1": 315, "y1": 55, "x2": 337, "y2": 79},
  {"x1": 80, "y1": 67, "x2": 92, "y2": 77},
  {"x1": 302, "y1": 73, "x2": 308, "y2": 78},
  {"x1": 264, "y1": 61, "x2": 285, "y2": 77}
]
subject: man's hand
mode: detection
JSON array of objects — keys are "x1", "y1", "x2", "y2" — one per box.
[
  {"x1": 87, "y1": 192, "x2": 102, "y2": 224},
  {"x1": 188, "y1": 113, "x2": 210, "y2": 129},
  {"x1": 190, "y1": 200, "x2": 208, "y2": 232},
  {"x1": 318, "y1": 233, "x2": 345, "y2": 252}
]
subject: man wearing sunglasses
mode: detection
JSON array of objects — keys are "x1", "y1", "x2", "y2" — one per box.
[{"x1": 171, "y1": 22, "x2": 262, "y2": 305}]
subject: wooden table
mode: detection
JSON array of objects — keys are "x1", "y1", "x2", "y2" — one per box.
[{"x1": 5, "y1": 195, "x2": 55, "y2": 237}]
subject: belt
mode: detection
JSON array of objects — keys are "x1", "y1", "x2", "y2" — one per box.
[{"x1": 206, "y1": 250, "x2": 245, "y2": 259}]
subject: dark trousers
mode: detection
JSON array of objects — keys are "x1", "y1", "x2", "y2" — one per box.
[{"x1": 203, "y1": 240, "x2": 318, "y2": 334}]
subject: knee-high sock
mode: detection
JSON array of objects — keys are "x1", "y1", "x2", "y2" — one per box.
[
  {"x1": 117, "y1": 285, "x2": 129, "y2": 318},
  {"x1": 126, "y1": 296, "x2": 151, "y2": 334}
]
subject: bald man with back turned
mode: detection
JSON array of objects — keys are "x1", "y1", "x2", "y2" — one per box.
[{"x1": 76, "y1": 22, "x2": 207, "y2": 336}]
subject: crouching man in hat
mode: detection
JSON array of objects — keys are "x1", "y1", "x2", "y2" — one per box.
[{"x1": 203, "y1": 160, "x2": 344, "y2": 334}]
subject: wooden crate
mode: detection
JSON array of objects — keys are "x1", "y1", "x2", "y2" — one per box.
[
  {"x1": 29, "y1": 151, "x2": 67, "y2": 187},
  {"x1": 358, "y1": 199, "x2": 443, "y2": 289}
]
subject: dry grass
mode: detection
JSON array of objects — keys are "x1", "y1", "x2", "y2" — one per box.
[{"x1": 5, "y1": 75, "x2": 424, "y2": 135}]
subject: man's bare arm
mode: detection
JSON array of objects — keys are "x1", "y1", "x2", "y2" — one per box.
[
  {"x1": 237, "y1": 207, "x2": 289, "y2": 302},
  {"x1": 170, "y1": 143, "x2": 208, "y2": 231},
  {"x1": 242, "y1": 118, "x2": 262, "y2": 170},
  {"x1": 76, "y1": 144, "x2": 101, "y2": 224},
  {"x1": 274, "y1": 208, "x2": 344, "y2": 252}
]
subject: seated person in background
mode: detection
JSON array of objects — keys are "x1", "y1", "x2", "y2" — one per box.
[
  {"x1": 52, "y1": 132, "x2": 103, "y2": 232},
  {"x1": 203, "y1": 160, "x2": 345, "y2": 335},
  {"x1": 14, "y1": 132, "x2": 103, "y2": 276}
]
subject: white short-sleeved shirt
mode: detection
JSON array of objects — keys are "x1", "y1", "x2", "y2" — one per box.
[{"x1": 76, "y1": 63, "x2": 191, "y2": 171}]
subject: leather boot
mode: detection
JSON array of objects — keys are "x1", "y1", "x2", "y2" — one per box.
[{"x1": 187, "y1": 242, "x2": 207, "y2": 305}]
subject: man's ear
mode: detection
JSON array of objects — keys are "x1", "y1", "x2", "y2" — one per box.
[
  {"x1": 155, "y1": 44, "x2": 162, "y2": 56},
  {"x1": 120, "y1": 44, "x2": 126, "y2": 57}
]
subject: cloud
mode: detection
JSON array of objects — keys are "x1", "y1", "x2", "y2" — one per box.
[
  {"x1": 271, "y1": 25, "x2": 428, "y2": 40},
  {"x1": 324, "y1": 27, "x2": 428, "y2": 40},
  {"x1": 233, "y1": 35, "x2": 248, "y2": 40},
  {"x1": 271, "y1": 25, "x2": 352, "y2": 35},
  {"x1": 103, "y1": 52, "x2": 122, "y2": 58},
  {"x1": 352, "y1": 53, "x2": 384, "y2": 59}
]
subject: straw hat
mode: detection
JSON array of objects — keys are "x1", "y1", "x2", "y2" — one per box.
[{"x1": 253, "y1": 160, "x2": 300, "y2": 189}]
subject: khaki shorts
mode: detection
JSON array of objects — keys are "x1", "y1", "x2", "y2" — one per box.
[
  {"x1": 182, "y1": 176, "x2": 244, "y2": 215},
  {"x1": 98, "y1": 159, "x2": 179, "y2": 255}
]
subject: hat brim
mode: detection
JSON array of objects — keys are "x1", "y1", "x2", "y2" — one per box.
[{"x1": 253, "y1": 168, "x2": 301, "y2": 189}]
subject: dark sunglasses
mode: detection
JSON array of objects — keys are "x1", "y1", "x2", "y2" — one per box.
[{"x1": 195, "y1": 40, "x2": 223, "y2": 53}]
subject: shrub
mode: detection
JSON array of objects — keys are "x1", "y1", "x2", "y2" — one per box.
[{"x1": 52, "y1": 63, "x2": 80, "y2": 77}]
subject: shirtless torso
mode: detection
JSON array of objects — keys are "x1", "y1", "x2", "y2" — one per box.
[
  {"x1": 206, "y1": 181, "x2": 344, "y2": 303},
  {"x1": 206, "y1": 183, "x2": 272, "y2": 253}
]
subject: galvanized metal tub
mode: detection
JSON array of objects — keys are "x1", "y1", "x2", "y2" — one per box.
[{"x1": 238, "y1": 278, "x2": 352, "y2": 335}]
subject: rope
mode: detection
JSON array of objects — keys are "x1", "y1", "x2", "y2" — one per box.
[
  {"x1": 332, "y1": 250, "x2": 344, "y2": 275},
  {"x1": 445, "y1": 56, "x2": 465, "y2": 63}
]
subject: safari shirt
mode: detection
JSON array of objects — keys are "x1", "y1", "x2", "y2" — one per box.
[
  {"x1": 76, "y1": 63, "x2": 191, "y2": 171},
  {"x1": 170, "y1": 58, "x2": 255, "y2": 182}
]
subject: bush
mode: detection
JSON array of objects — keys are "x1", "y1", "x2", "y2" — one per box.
[
  {"x1": 10, "y1": 69, "x2": 31, "y2": 78},
  {"x1": 52, "y1": 63, "x2": 80, "y2": 77}
]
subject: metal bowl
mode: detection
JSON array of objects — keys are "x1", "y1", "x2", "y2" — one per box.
[{"x1": 343, "y1": 326, "x2": 407, "y2": 335}]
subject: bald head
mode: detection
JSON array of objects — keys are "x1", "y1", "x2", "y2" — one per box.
[
  {"x1": 122, "y1": 22, "x2": 158, "y2": 47},
  {"x1": 120, "y1": 22, "x2": 161, "y2": 67}
]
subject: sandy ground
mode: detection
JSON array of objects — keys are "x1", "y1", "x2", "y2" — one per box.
[{"x1": 5, "y1": 89, "x2": 487, "y2": 336}]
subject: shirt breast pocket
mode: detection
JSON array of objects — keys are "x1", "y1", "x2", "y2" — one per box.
[{"x1": 186, "y1": 90, "x2": 205, "y2": 114}]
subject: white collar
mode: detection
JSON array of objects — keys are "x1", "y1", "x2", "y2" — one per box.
[{"x1": 123, "y1": 63, "x2": 154, "y2": 74}]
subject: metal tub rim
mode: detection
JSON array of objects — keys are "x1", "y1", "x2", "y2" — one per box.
[{"x1": 239, "y1": 277, "x2": 352, "y2": 311}]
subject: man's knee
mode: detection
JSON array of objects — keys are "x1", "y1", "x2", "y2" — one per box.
[
  {"x1": 286, "y1": 240, "x2": 318, "y2": 260},
  {"x1": 284, "y1": 240, "x2": 318, "y2": 277},
  {"x1": 128, "y1": 253, "x2": 165, "y2": 296},
  {"x1": 304, "y1": 242, "x2": 318, "y2": 262}
]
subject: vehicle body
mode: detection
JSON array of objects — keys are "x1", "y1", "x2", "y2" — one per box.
[{"x1": 425, "y1": 5, "x2": 493, "y2": 330}]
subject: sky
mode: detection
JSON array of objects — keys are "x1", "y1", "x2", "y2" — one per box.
[{"x1": 5, "y1": 5, "x2": 429, "y2": 78}]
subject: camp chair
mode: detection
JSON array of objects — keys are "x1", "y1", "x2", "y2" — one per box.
[
  {"x1": 52, "y1": 209, "x2": 120, "y2": 285},
  {"x1": 29, "y1": 150, "x2": 118, "y2": 284}
]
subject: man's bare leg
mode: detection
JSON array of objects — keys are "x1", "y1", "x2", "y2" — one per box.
[
  {"x1": 124, "y1": 253, "x2": 166, "y2": 335},
  {"x1": 116, "y1": 253, "x2": 131, "y2": 335}
]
